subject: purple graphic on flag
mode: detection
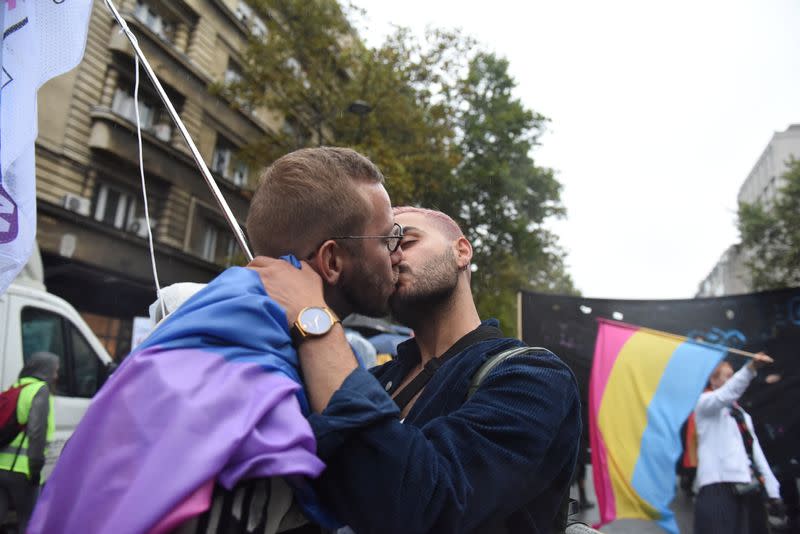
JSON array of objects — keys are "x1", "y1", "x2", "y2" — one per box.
[{"x1": 0, "y1": 183, "x2": 18, "y2": 244}]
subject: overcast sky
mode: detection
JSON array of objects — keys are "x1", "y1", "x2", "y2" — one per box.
[{"x1": 353, "y1": 0, "x2": 800, "y2": 299}]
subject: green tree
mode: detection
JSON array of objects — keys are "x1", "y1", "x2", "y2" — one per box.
[
  {"x1": 451, "y1": 53, "x2": 577, "y2": 333},
  {"x1": 339, "y1": 28, "x2": 467, "y2": 208},
  {"x1": 218, "y1": 0, "x2": 361, "y2": 163},
  {"x1": 223, "y1": 3, "x2": 577, "y2": 335},
  {"x1": 737, "y1": 159, "x2": 800, "y2": 290},
  {"x1": 222, "y1": 3, "x2": 462, "y2": 206}
]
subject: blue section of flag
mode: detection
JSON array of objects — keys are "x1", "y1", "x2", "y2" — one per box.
[
  {"x1": 138, "y1": 264, "x2": 309, "y2": 413},
  {"x1": 631, "y1": 341, "x2": 725, "y2": 534}
]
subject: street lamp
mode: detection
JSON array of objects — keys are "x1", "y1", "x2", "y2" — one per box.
[
  {"x1": 347, "y1": 100, "x2": 372, "y2": 143},
  {"x1": 347, "y1": 100, "x2": 372, "y2": 116}
]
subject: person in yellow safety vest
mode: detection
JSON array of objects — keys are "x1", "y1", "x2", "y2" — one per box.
[{"x1": 0, "y1": 352, "x2": 59, "y2": 532}]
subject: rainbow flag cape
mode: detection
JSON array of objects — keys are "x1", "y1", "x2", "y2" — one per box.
[
  {"x1": 589, "y1": 319, "x2": 726, "y2": 533},
  {"x1": 29, "y1": 266, "x2": 330, "y2": 533}
]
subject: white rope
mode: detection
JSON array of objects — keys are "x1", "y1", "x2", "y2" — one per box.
[
  {"x1": 104, "y1": 0, "x2": 253, "y2": 262},
  {"x1": 130, "y1": 35, "x2": 166, "y2": 320}
]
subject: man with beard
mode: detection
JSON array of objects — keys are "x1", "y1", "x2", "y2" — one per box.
[
  {"x1": 255, "y1": 206, "x2": 581, "y2": 533},
  {"x1": 30, "y1": 147, "x2": 405, "y2": 534},
  {"x1": 180, "y1": 147, "x2": 406, "y2": 534}
]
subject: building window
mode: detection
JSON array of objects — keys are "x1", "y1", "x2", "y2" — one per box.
[
  {"x1": 231, "y1": 161, "x2": 248, "y2": 187},
  {"x1": 235, "y1": 1, "x2": 267, "y2": 38},
  {"x1": 111, "y1": 83, "x2": 173, "y2": 142},
  {"x1": 191, "y1": 212, "x2": 238, "y2": 265},
  {"x1": 211, "y1": 138, "x2": 232, "y2": 177},
  {"x1": 211, "y1": 135, "x2": 248, "y2": 187},
  {"x1": 93, "y1": 182, "x2": 159, "y2": 238},
  {"x1": 133, "y1": 0, "x2": 176, "y2": 42},
  {"x1": 94, "y1": 183, "x2": 137, "y2": 230},
  {"x1": 222, "y1": 59, "x2": 254, "y2": 112},
  {"x1": 285, "y1": 57, "x2": 310, "y2": 89},
  {"x1": 283, "y1": 116, "x2": 311, "y2": 147},
  {"x1": 234, "y1": 1, "x2": 253, "y2": 22},
  {"x1": 250, "y1": 17, "x2": 267, "y2": 38},
  {"x1": 224, "y1": 60, "x2": 243, "y2": 86}
]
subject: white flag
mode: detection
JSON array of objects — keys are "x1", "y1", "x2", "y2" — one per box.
[{"x1": 0, "y1": 0, "x2": 93, "y2": 294}]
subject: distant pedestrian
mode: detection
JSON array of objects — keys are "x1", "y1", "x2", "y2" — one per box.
[
  {"x1": 0, "y1": 352, "x2": 59, "y2": 532},
  {"x1": 694, "y1": 354, "x2": 782, "y2": 534},
  {"x1": 678, "y1": 412, "x2": 698, "y2": 497}
]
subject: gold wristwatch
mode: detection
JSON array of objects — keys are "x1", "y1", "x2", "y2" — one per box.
[{"x1": 291, "y1": 306, "x2": 340, "y2": 343}]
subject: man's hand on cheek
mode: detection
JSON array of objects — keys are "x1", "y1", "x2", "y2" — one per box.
[{"x1": 247, "y1": 256, "x2": 327, "y2": 323}]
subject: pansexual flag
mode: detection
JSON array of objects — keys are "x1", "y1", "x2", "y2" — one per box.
[
  {"x1": 29, "y1": 266, "x2": 330, "y2": 534},
  {"x1": 589, "y1": 319, "x2": 726, "y2": 533}
]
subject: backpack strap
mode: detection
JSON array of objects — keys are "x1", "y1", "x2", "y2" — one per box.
[
  {"x1": 467, "y1": 346, "x2": 546, "y2": 399},
  {"x1": 9, "y1": 429, "x2": 26, "y2": 472},
  {"x1": 466, "y1": 345, "x2": 579, "y2": 534}
]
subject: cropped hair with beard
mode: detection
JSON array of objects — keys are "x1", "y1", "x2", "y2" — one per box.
[
  {"x1": 393, "y1": 206, "x2": 464, "y2": 241},
  {"x1": 246, "y1": 147, "x2": 385, "y2": 258}
]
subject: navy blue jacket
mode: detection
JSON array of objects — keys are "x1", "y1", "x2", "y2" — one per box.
[{"x1": 308, "y1": 321, "x2": 581, "y2": 534}]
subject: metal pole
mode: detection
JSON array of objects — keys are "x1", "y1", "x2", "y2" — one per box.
[
  {"x1": 599, "y1": 318, "x2": 762, "y2": 359},
  {"x1": 103, "y1": 0, "x2": 253, "y2": 262}
]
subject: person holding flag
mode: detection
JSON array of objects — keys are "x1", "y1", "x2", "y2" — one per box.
[{"x1": 693, "y1": 355, "x2": 782, "y2": 534}]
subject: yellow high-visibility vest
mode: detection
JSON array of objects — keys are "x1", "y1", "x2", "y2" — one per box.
[{"x1": 0, "y1": 377, "x2": 55, "y2": 478}]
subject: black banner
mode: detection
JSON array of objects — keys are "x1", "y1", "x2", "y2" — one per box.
[{"x1": 520, "y1": 288, "x2": 800, "y2": 465}]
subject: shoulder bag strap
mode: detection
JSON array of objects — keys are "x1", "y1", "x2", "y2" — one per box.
[
  {"x1": 392, "y1": 325, "x2": 504, "y2": 411},
  {"x1": 467, "y1": 345, "x2": 577, "y2": 534},
  {"x1": 467, "y1": 346, "x2": 545, "y2": 399}
]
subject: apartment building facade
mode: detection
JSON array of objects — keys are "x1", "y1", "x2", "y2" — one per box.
[
  {"x1": 35, "y1": 0, "x2": 276, "y2": 357},
  {"x1": 737, "y1": 123, "x2": 800, "y2": 208},
  {"x1": 697, "y1": 124, "x2": 800, "y2": 297}
]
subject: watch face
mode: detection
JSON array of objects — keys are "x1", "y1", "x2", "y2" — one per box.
[{"x1": 299, "y1": 307, "x2": 334, "y2": 335}]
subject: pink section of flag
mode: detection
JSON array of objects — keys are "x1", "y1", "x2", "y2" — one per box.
[
  {"x1": 589, "y1": 320, "x2": 637, "y2": 526},
  {"x1": 150, "y1": 479, "x2": 214, "y2": 534}
]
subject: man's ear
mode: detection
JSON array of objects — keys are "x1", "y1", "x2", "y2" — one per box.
[
  {"x1": 454, "y1": 236, "x2": 472, "y2": 270},
  {"x1": 313, "y1": 240, "x2": 345, "y2": 285}
]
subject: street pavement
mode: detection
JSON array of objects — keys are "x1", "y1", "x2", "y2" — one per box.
[{"x1": 568, "y1": 465, "x2": 695, "y2": 533}]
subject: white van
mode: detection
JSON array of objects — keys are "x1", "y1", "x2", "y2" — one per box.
[{"x1": 0, "y1": 250, "x2": 114, "y2": 475}]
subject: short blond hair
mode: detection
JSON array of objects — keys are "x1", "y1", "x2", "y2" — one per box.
[{"x1": 247, "y1": 147, "x2": 385, "y2": 257}]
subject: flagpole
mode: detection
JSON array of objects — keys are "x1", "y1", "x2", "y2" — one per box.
[
  {"x1": 102, "y1": 0, "x2": 254, "y2": 262},
  {"x1": 598, "y1": 318, "x2": 760, "y2": 359}
]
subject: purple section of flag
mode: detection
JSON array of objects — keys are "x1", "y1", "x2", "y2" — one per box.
[
  {"x1": 29, "y1": 346, "x2": 325, "y2": 534},
  {"x1": 0, "y1": 183, "x2": 18, "y2": 243}
]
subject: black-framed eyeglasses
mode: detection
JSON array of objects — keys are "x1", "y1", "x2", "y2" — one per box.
[{"x1": 329, "y1": 222, "x2": 404, "y2": 253}]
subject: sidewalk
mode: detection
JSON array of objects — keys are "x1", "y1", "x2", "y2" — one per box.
[{"x1": 569, "y1": 466, "x2": 695, "y2": 533}]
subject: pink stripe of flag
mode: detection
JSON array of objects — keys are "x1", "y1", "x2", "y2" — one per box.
[{"x1": 589, "y1": 320, "x2": 637, "y2": 527}]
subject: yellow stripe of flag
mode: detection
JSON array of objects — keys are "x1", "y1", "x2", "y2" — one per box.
[{"x1": 597, "y1": 330, "x2": 682, "y2": 520}]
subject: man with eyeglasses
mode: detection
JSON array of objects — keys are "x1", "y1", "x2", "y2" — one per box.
[
  {"x1": 183, "y1": 147, "x2": 407, "y2": 534},
  {"x1": 252, "y1": 207, "x2": 581, "y2": 533},
  {"x1": 30, "y1": 147, "x2": 407, "y2": 534}
]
